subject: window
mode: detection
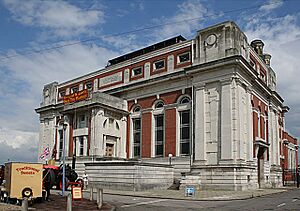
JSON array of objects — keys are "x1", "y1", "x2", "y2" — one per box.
[
  {"x1": 86, "y1": 82, "x2": 93, "y2": 90},
  {"x1": 133, "y1": 118, "x2": 141, "y2": 158},
  {"x1": 79, "y1": 136, "x2": 84, "y2": 156},
  {"x1": 178, "y1": 52, "x2": 190, "y2": 64},
  {"x1": 71, "y1": 87, "x2": 78, "y2": 93},
  {"x1": 132, "y1": 67, "x2": 143, "y2": 77},
  {"x1": 59, "y1": 91, "x2": 65, "y2": 98},
  {"x1": 180, "y1": 110, "x2": 191, "y2": 155},
  {"x1": 155, "y1": 101, "x2": 164, "y2": 109},
  {"x1": 180, "y1": 97, "x2": 190, "y2": 104},
  {"x1": 133, "y1": 106, "x2": 141, "y2": 113},
  {"x1": 58, "y1": 130, "x2": 63, "y2": 159},
  {"x1": 153, "y1": 60, "x2": 165, "y2": 71},
  {"x1": 78, "y1": 115, "x2": 86, "y2": 128},
  {"x1": 155, "y1": 114, "x2": 164, "y2": 156}
]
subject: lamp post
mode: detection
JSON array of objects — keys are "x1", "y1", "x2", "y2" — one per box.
[
  {"x1": 62, "y1": 123, "x2": 67, "y2": 196},
  {"x1": 168, "y1": 153, "x2": 173, "y2": 166}
]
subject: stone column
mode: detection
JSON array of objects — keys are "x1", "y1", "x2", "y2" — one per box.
[
  {"x1": 246, "y1": 87, "x2": 253, "y2": 162},
  {"x1": 194, "y1": 82, "x2": 206, "y2": 163},
  {"x1": 220, "y1": 79, "x2": 233, "y2": 162}
]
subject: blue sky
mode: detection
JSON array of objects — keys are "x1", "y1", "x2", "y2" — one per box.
[{"x1": 0, "y1": 0, "x2": 299, "y2": 164}]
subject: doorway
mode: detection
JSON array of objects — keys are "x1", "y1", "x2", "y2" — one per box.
[{"x1": 257, "y1": 147, "x2": 265, "y2": 188}]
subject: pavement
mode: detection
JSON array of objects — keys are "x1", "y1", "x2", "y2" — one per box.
[
  {"x1": 100, "y1": 187, "x2": 291, "y2": 201},
  {"x1": 0, "y1": 187, "x2": 294, "y2": 210}
]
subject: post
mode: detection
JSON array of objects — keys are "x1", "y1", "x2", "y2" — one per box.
[
  {"x1": 97, "y1": 188, "x2": 103, "y2": 209},
  {"x1": 62, "y1": 123, "x2": 67, "y2": 196},
  {"x1": 21, "y1": 198, "x2": 28, "y2": 211},
  {"x1": 89, "y1": 187, "x2": 93, "y2": 201},
  {"x1": 67, "y1": 193, "x2": 72, "y2": 211}
]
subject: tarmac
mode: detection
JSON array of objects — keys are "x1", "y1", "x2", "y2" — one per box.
[{"x1": 0, "y1": 187, "x2": 294, "y2": 211}]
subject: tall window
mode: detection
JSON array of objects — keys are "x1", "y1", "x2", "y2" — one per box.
[
  {"x1": 133, "y1": 118, "x2": 141, "y2": 158},
  {"x1": 180, "y1": 110, "x2": 191, "y2": 155},
  {"x1": 155, "y1": 114, "x2": 164, "y2": 156},
  {"x1": 78, "y1": 114, "x2": 86, "y2": 128},
  {"x1": 179, "y1": 96, "x2": 191, "y2": 155},
  {"x1": 79, "y1": 136, "x2": 84, "y2": 156},
  {"x1": 58, "y1": 130, "x2": 63, "y2": 159}
]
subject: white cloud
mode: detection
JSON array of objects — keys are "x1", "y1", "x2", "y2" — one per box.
[
  {"x1": 3, "y1": 0, "x2": 105, "y2": 38},
  {"x1": 151, "y1": 0, "x2": 212, "y2": 40},
  {"x1": 259, "y1": 0, "x2": 283, "y2": 13},
  {"x1": 0, "y1": 42, "x2": 118, "y2": 163},
  {"x1": 243, "y1": 9, "x2": 300, "y2": 139},
  {"x1": 0, "y1": 127, "x2": 38, "y2": 164}
]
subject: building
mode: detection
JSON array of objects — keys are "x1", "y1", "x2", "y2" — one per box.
[{"x1": 36, "y1": 21, "x2": 298, "y2": 190}]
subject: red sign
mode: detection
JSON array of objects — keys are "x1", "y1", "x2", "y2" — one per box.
[
  {"x1": 63, "y1": 89, "x2": 88, "y2": 104},
  {"x1": 16, "y1": 166, "x2": 40, "y2": 175}
]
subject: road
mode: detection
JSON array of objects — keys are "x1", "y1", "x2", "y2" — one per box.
[{"x1": 103, "y1": 189, "x2": 300, "y2": 211}]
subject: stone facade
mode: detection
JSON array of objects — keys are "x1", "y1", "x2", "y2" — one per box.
[{"x1": 36, "y1": 21, "x2": 297, "y2": 191}]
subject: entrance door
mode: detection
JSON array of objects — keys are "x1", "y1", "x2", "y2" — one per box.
[
  {"x1": 257, "y1": 147, "x2": 265, "y2": 188},
  {"x1": 105, "y1": 143, "x2": 114, "y2": 157}
]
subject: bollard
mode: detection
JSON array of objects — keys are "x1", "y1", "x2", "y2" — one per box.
[
  {"x1": 97, "y1": 188, "x2": 103, "y2": 209},
  {"x1": 21, "y1": 198, "x2": 28, "y2": 211},
  {"x1": 67, "y1": 193, "x2": 72, "y2": 211},
  {"x1": 89, "y1": 187, "x2": 93, "y2": 201}
]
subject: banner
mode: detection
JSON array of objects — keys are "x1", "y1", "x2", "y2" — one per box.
[{"x1": 63, "y1": 89, "x2": 88, "y2": 104}]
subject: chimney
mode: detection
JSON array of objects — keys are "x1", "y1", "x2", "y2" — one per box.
[
  {"x1": 263, "y1": 53, "x2": 271, "y2": 66},
  {"x1": 250, "y1": 39, "x2": 264, "y2": 58}
]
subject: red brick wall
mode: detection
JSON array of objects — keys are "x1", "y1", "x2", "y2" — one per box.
[
  {"x1": 165, "y1": 108, "x2": 176, "y2": 157},
  {"x1": 142, "y1": 112, "x2": 152, "y2": 157}
]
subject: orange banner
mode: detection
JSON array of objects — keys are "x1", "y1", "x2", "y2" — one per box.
[{"x1": 63, "y1": 89, "x2": 88, "y2": 104}]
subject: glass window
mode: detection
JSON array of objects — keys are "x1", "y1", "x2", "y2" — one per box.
[
  {"x1": 133, "y1": 118, "x2": 141, "y2": 158},
  {"x1": 86, "y1": 82, "x2": 93, "y2": 90},
  {"x1": 59, "y1": 91, "x2": 65, "y2": 98},
  {"x1": 180, "y1": 110, "x2": 191, "y2": 155},
  {"x1": 79, "y1": 136, "x2": 84, "y2": 156},
  {"x1": 133, "y1": 106, "x2": 141, "y2": 113},
  {"x1": 153, "y1": 60, "x2": 165, "y2": 71},
  {"x1": 132, "y1": 67, "x2": 143, "y2": 77},
  {"x1": 155, "y1": 114, "x2": 164, "y2": 156},
  {"x1": 180, "y1": 97, "x2": 190, "y2": 104},
  {"x1": 78, "y1": 115, "x2": 86, "y2": 128},
  {"x1": 71, "y1": 87, "x2": 78, "y2": 93},
  {"x1": 178, "y1": 52, "x2": 190, "y2": 63},
  {"x1": 155, "y1": 101, "x2": 164, "y2": 109}
]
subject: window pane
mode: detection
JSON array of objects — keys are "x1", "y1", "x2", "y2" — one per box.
[
  {"x1": 181, "y1": 127, "x2": 190, "y2": 139},
  {"x1": 154, "y1": 60, "x2": 165, "y2": 70},
  {"x1": 181, "y1": 142, "x2": 190, "y2": 155},
  {"x1": 132, "y1": 67, "x2": 142, "y2": 76},
  {"x1": 133, "y1": 118, "x2": 141, "y2": 158},
  {"x1": 156, "y1": 145, "x2": 163, "y2": 156},
  {"x1": 179, "y1": 52, "x2": 190, "y2": 63},
  {"x1": 181, "y1": 111, "x2": 190, "y2": 124},
  {"x1": 180, "y1": 110, "x2": 191, "y2": 156},
  {"x1": 155, "y1": 115, "x2": 164, "y2": 127},
  {"x1": 155, "y1": 114, "x2": 164, "y2": 156},
  {"x1": 133, "y1": 119, "x2": 141, "y2": 130}
]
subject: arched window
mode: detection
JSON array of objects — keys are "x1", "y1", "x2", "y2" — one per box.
[
  {"x1": 155, "y1": 101, "x2": 164, "y2": 109},
  {"x1": 153, "y1": 100, "x2": 165, "y2": 157},
  {"x1": 178, "y1": 95, "x2": 191, "y2": 156},
  {"x1": 180, "y1": 96, "x2": 191, "y2": 104},
  {"x1": 131, "y1": 104, "x2": 142, "y2": 158},
  {"x1": 133, "y1": 105, "x2": 141, "y2": 113}
]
